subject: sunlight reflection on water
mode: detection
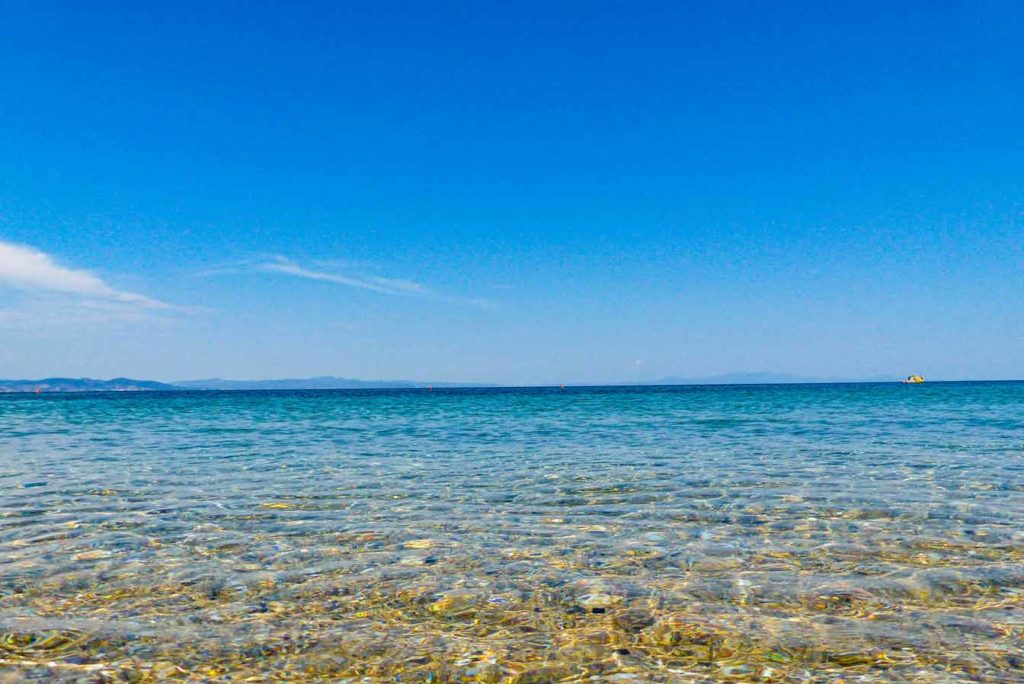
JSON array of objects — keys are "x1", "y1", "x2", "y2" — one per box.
[{"x1": 1, "y1": 383, "x2": 1023, "y2": 681}]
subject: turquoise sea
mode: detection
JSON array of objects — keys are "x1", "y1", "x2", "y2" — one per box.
[{"x1": 1, "y1": 382, "x2": 1023, "y2": 682}]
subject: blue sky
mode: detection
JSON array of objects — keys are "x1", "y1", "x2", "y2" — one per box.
[{"x1": 1, "y1": 1, "x2": 1021, "y2": 384}]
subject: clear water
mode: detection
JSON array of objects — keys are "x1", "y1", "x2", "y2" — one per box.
[{"x1": 1, "y1": 383, "x2": 1023, "y2": 682}]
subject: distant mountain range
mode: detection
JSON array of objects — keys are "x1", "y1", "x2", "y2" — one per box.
[
  {"x1": 643, "y1": 371, "x2": 898, "y2": 385},
  {"x1": 0, "y1": 376, "x2": 489, "y2": 393},
  {"x1": 173, "y1": 377, "x2": 490, "y2": 390},
  {"x1": 0, "y1": 377, "x2": 180, "y2": 393},
  {"x1": 0, "y1": 372, "x2": 910, "y2": 393}
]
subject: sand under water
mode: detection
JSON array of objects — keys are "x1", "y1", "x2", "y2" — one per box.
[{"x1": 1, "y1": 383, "x2": 1023, "y2": 682}]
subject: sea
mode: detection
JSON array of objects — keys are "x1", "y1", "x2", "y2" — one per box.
[{"x1": 1, "y1": 382, "x2": 1023, "y2": 682}]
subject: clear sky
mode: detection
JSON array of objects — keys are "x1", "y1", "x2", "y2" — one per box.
[{"x1": 1, "y1": 1, "x2": 1021, "y2": 384}]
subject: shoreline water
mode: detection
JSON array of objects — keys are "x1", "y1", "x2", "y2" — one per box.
[{"x1": 2, "y1": 382, "x2": 1023, "y2": 681}]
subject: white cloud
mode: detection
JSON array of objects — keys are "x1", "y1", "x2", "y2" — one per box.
[
  {"x1": 0, "y1": 241, "x2": 183, "y2": 330},
  {"x1": 0, "y1": 241, "x2": 170, "y2": 309}
]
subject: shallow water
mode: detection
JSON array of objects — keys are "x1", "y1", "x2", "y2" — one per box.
[{"x1": 1, "y1": 383, "x2": 1023, "y2": 682}]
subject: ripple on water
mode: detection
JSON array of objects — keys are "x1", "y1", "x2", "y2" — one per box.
[{"x1": 0, "y1": 383, "x2": 1023, "y2": 681}]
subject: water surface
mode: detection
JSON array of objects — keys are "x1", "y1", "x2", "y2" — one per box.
[{"x1": 1, "y1": 383, "x2": 1023, "y2": 681}]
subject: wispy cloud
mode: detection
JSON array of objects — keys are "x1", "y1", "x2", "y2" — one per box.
[
  {"x1": 0, "y1": 297, "x2": 154, "y2": 328},
  {"x1": 0, "y1": 240, "x2": 180, "y2": 328},
  {"x1": 258, "y1": 256, "x2": 434, "y2": 297},
  {"x1": 255, "y1": 255, "x2": 494, "y2": 308}
]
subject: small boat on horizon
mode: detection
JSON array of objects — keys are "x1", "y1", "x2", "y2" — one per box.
[{"x1": 902, "y1": 374, "x2": 925, "y2": 384}]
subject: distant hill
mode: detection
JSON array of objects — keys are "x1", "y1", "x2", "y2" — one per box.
[
  {"x1": 0, "y1": 376, "x2": 488, "y2": 393},
  {"x1": 646, "y1": 372, "x2": 898, "y2": 385},
  {"x1": 0, "y1": 372, "x2": 902, "y2": 394},
  {"x1": 0, "y1": 377, "x2": 180, "y2": 393},
  {"x1": 173, "y1": 376, "x2": 491, "y2": 390}
]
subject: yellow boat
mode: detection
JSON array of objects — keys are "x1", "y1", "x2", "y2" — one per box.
[{"x1": 902, "y1": 374, "x2": 925, "y2": 384}]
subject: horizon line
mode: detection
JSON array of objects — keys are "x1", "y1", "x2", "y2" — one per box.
[{"x1": 3, "y1": 378, "x2": 1023, "y2": 395}]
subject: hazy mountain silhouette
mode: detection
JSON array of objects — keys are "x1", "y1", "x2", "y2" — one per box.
[
  {"x1": 173, "y1": 377, "x2": 491, "y2": 390},
  {"x1": 645, "y1": 372, "x2": 897, "y2": 385},
  {"x1": 0, "y1": 378, "x2": 179, "y2": 393},
  {"x1": 0, "y1": 372, "x2": 903, "y2": 393}
]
